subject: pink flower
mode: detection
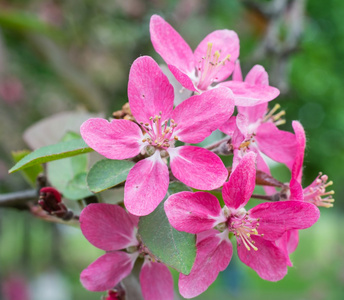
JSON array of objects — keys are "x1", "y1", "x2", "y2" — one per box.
[
  {"x1": 220, "y1": 64, "x2": 296, "y2": 175},
  {"x1": 150, "y1": 15, "x2": 279, "y2": 106},
  {"x1": 164, "y1": 152, "x2": 320, "y2": 298},
  {"x1": 289, "y1": 121, "x2": 334, "y2": 207},
  {"x1": 80, "y1": 203, "x2": 174, "y2": 300},
  {"x1": 277, "y1": 121, "x2": 334, "y2": 264},
  {"x1": 81, "y1": 56, "x2": 233, "y2": 216}
]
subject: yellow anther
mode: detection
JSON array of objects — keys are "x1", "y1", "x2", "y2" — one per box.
[
  {"x1": 263, "y1": 103, "x2": 281, "y2": 122},
  {"x1": 239, "y1": 141, "x2": 250, "y2": 149},
  {"x1": 206, "y1": 42, "x2": 213, "y2": 57},
  {"x1": 272, "y1": 110, "x2": 286, "y2": 121},
  {"x1": 274, "y1": 119, "x2": 286, "y2": 126},
  {"x1": 325, "y1": 181, "x2": 334, "y2": 188},
  {"x1": 174, "y1": 136, "x2": 179, "y2": 141}
]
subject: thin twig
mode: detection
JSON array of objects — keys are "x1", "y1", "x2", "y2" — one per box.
[
  {"x1": 251, "y1": 193, "x2": 281, "y2": 201},
  {"x1": 0, "y1": 189, "x2": 37, "y2": 209}
]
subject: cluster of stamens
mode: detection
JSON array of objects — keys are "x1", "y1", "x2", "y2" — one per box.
[
  {"x1": 228, "y1": 212, "x2": 263, "y2": 251},
  {"x1": 196, "y1": 42, "x2": 231, "y2": 90},
  {"x1": 303, "y1": 173, "x2": 335, "y2": 208},
  {"x1": 139, "y1": 111, "x2": 178, "y2": 149},
  {"x1": 263, "y1": 103, "x2": 286, "y2": 126}
]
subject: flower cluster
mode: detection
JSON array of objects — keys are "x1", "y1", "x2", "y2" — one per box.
[{"x1": 79, "y1": 15, "x2": 334, "y2": 299}]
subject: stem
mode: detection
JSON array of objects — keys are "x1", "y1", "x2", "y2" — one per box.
[
  {"x1": 251, "y1": 193, "x2": 281, "y2": 201},
  {"x1": 0, "y1": 189, "x2": 37, "y2": 209},
  {"x1": 205, "y1": 137, "x2": 230, "y2": 150}
]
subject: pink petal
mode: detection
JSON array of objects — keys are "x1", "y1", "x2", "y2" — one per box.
[
  {"x1": 237, "y1": 103, "x2": 268, "y2": 126},
  {"x1": 80, "y1": 204, "x2": 138, "y2": 251},
  {"x1": 169, "y1": 146, "x2": 228, "y2": 190},
  {"x1": 168, "y1": 65, "x2": 197, "y2": 92},
  {"x1": 140, "y1": 260, "x2": 174, "y2": 300},
  {"x1": 249, "y1": 201, "x2": 320, "y2": 241},
  {"x1": 150, "y1": 15, "x2": 194, "y2": 74},
  {"x1": 220, "y1": 81, "x2": 280, "y2": 106},
  {"x1": 275, "y1": 233, "x2": 293, "y2": 267},
  {"x1": 245, "y1": 65, "x2": 269, "y2": 86},
  {"x1": 160, "y1": 64, "x2": 193, "y2": 106},
  {"x1": 289, "y1": 178, "x2": 304, "y2": 201},
  {"x1": 80, "y1": 252, "x2": 137, "y2": 291},
  {"x1": 172, "y1": 87, "x2": 234, "y2": 143},
  {"x1": 276, "y1": 230, "x2": 299, "y2": 266},
  {"x1": 219, "y1": 115, "x2": 237, "y2": 136},
  {"x1": 222, "y1": 152, "x2": 256, "y2": 210},
  {"x1": 250, "y1": 146, "x2": 276, "y2": 195},
  {"x1": 194, "y1": 30, "x2": 240, "y2": 82},
  {"x1": 80, "y1": 118, "x2": 142, "y2": 160},
  {"x1": 164, "y1": 191, "x2": 224, "y2": 234},
  {"x1": 291, "y1": 121, "x2": 306, "y2": 183},
  {"x1": 232, "y1": 60, "x2": 243, "y2": 81},
  {"x1": 286, "y1": 229, "x2": 299, "y2": 254},
  {"x1": 179, "y1": 230, "x2": 233, "y2": 298},
  {"x1": 237, "y1": 236, "x2": 288, "y2": 281},
  {"x1": 124, "y1": 151, "x2": 169, "y2": 216},
  {"x1": 236, "y1": 113, "x2": 249, "y2": 137},
  {"x1": 128, "y1": 56, "x2": 174, "y2": 123},
  {"x1": 256, "y1": 122, "x2": 297, "y2": 169}
]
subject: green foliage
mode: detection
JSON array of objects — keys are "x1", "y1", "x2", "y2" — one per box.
[
  {"x1": 138, "y1": 182, "x2": 196, "y2": 275},
  {"x1": 0, "y1": 10, "x2": 58, "y2": 35},
  {"x1": 9, "y1": 139, "x2": 93, "y2": 173},
  {"x1": 87, "y1": 159, "x2": 135, "y2": 193},
  {"x1": 47, "y1": 132, "x2": 93, "y2": 200},
  {"x1": 11, "y1": 150, "x2": 43, "y2": 187}
]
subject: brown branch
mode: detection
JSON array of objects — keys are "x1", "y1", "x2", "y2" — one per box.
[
  {"x1": 0, "y1": 189, "x2": 37, "y2": 209},
  {"x1": 251, "y1": 193, "x2": 281, "y2": 201}
]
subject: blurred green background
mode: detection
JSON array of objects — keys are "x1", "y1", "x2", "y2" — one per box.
[{"x1": 0, "y1": 0, "x2": 343, "y2": 299}]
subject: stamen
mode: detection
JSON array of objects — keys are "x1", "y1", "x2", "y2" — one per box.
[
  {"x1": 196, "y1": 42, "x2": 232, "y2": 91},
  {"x1": 229, "y1": 213, "x2": 262, "y2": 251},
  {"x1": 263, "y1": 103, "x2": 286, "y2": 127},
  {"x1": 138, "y1": 115, "x2": 179, "y2": 150},
  {"x1": 303, "y1": 173, "x2": 335, "y2": 208}
]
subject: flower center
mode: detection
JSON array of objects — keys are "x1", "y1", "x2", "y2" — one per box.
[
  {"x1": 303, "y1": 173, "x2": 335, "y2": 208},
  {"x1": 228, "y1": 211, "x2": 262, "y2": 251},
  {"x1": 139, "y1": 112, "x2": 179, "y2": 150},
  {"x1": 196, "y1": 42, "x2": 231, "y2": 91}
]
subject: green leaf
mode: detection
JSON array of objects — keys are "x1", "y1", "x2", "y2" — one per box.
[
  {"x1": 11, "y1": 150, "x2": 43, "y2": 187},
  {"x1": 63, "y1": 172, "x2": 94, "y2": 200},
  {"x1": 87, "y1": 159, "x2": 135, "y2": 193},
  {"x1": 9, "y1": 138, "x2": 93, "y2": 174},
  {"x1": 138, "y1": 182, "x2": 196, "y2": 275},
  {"x1": 0, "y1": 11, "x2": 58, "y2": 36},
  {"x1": 47, "y1": 133, "x2": 93, "y2": 201}
]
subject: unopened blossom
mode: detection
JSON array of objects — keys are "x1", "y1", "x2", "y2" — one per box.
[
  {"x1": 220, "y1": 64, "x2": 297, "y2": 173},
  {"x1": 164, "y1": 152, "x2": 320, "y2": 298},
  {"x1": 39, "y1": 187, "x2": 73, "y2": 220},
  {"x1": 81, "y1": 56, "x2": 233, "y2": 216},
  {"x1": 150, "y1": 15, "x2": 279, "y2": 106},
  {"x1": 80, "y1": 203, "x2": 174, "y2": 300}
]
